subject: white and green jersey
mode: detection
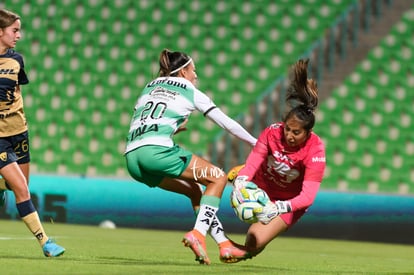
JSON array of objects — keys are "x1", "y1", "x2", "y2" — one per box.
[{"x1": 125, "y1": 77, "x2": 215, "y2": 153}]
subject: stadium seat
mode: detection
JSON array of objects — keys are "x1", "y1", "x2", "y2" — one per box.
[{"x1": 2, "y1": 0, "x2": 397, "y2": 185}]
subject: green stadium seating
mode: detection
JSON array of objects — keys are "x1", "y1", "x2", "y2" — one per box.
[
  {"x1": 4, "y1": 0, "x2": 400, "y2": 191},
  {"x1": 318, "y1": 5, "x2": 414, "y2": 194}
]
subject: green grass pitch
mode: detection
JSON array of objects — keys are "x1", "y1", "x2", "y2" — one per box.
[{"x1": 0, "y1": 219, "x2": 413, "y2": 274}]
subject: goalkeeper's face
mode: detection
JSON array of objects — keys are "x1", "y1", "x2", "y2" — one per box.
[{"x1": 283, "y1": 117, "x2": 310, "y2": 148}]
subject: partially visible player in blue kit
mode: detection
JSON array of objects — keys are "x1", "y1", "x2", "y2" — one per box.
[{"x1": 0, "y1": 8, "x2": 65, "y2": 257}]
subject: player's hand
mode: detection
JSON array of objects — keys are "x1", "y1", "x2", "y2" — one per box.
[
  {"x1": 233, "y1": 176, "x2": 257, "y2": 190},
  {"x1": 256, "y1": 200, "x2": 292, "y2": 224},
  {"x1": 232, "y1": 176, "x2": 258, "y2": 200},
  {"x1": 174, "y1": 127, "x2": 187, "y2": 135},
  {"x1": 256, "y1": 201, "x2": 279, "y2": 225},
  {"x1": 174, "y1": 119, "x2": 188, "y2": 135}
]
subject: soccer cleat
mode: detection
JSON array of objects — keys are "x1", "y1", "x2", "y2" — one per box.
[
  {"x1": 0, "y1": 190, "x2": 5, "y2": 208},
  {"x1": 227, "y1": 164, "x2": 245, "y2": 183},
  {"x1": 219, "y1": 240, "x2": 252, "y2": 264},
  {"x1": 42, "y1": 239, "x2": 65, "y2": 257},
  {"x1": 182, "y1": 230, "x2": 210, "y2": 265}
]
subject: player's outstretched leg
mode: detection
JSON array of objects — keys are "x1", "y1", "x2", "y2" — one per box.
[
  {"x1": 182, "y1": 229, "x2": 210, "y2": 265},
  {"x1": 42, "y1": 239, "x2": 65, "y2": 257}
]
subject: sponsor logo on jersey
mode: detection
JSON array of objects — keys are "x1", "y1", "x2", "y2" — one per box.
[
  {"x1": 147, "y1": 78, "x2": 187, "y2": 89},
  {"x1": 149, "y1": 87, "x2": 179, "y2": 97},
  {"x1": 270, "y1": 123, "x2": 282, "y2": 129},
  {"x1": 0, "y1": 68, "x2": 16, "y2": 74},
  {"x1": 0, "y1": 112, "x2": 18, "y2": 119},
  {"x1": 312, "y1": 156, "x2": 326, "y2": 163}
]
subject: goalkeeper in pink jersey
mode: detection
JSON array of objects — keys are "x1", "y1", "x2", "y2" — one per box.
[{"x1": 228, "y1": 59, "x2": 326, "y2": 262}]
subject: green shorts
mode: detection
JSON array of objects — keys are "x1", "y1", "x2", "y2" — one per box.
[{"x1": 125, "y1": 145, "x2": 193, "y2": 187}]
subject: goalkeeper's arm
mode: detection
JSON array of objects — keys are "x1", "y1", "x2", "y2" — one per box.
[
  {"x1": 288, "y1": 180, "x2": 321, "y2": 211},
  {"x1": 256, "y1": 180, "x2": 321, "y2": 224}
]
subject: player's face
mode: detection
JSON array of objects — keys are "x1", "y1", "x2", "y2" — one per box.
[
  {"x1": 283, "y1": 116, "x2": 309, "y2": 147},
  {"x1": 182, "y1": 62, "x2": 198, "y2": 86},
  {"x1": 0, "y1": 19, "x2": 21, "y2": 50}
]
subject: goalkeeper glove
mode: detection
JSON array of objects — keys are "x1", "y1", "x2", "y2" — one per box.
[
  {"x1": 256, "y1": 201, "x2": 279, "y2": 225},
  {"x1": 256, "y1": 200, "x2": 292, "y2": 225},
  {"x1": 233, "y1": 176, "x2": 258, "y2": 200},
  {"x1": 233, "y1": 176, "x2": 257, "y2": 190},
  {"x1": 275, "y1": 200, "x2": 292, "y2": 214}
]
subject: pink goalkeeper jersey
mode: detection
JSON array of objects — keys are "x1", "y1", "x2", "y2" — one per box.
[{"x1": 239, "y1": 122, "x2": 326, "y2": 205}]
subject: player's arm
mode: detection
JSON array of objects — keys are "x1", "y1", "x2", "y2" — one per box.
[
  {"x1": 273, "y1": 178, "x2": 321, "y2": 215},
  {"x1": 205, "y1": 108, "x2": 257, "y2": 147},
  {"x1": 236, "y1": 140, "x2": 268, "y2": 180},
  {"x1": 276, "y1": 146, "x2": 326, "y2": 213},
  {"x1": 230, "y1": 128, "x2": 269, "y2": 189},
  {"x1": 230, "y1": 133, "x2": 269, "y2": 204},
  {"x1": 255, "y1": 180, "x2": 321, "y2": 225}
]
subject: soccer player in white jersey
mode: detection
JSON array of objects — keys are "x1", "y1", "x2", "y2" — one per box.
[{"x1": 125, "y1": 49, "x2": 257, "y2": 264}]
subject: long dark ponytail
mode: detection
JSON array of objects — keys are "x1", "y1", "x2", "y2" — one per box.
[{"x1": 284, "y1": 59, "x2": 319, "y2": 132}]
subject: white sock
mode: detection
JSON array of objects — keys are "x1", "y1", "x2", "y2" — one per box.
[
  {"x1": 209, "y1": 216, "x2": 229, "y2": 244},
  {"x1": 194, "y1": 204, "x2": 218, "y2": 236}
]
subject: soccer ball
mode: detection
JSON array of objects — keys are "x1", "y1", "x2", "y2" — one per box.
[{"x1": 230, "y1": 186, "x2": 270, "y2": 224}]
